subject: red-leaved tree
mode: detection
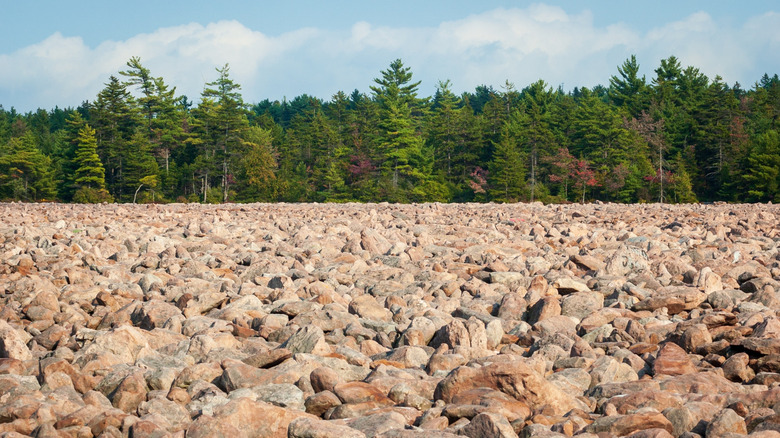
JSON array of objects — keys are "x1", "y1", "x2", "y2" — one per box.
[{"x1": 571, "y1": 159, "x2": 599, "y2": 203}]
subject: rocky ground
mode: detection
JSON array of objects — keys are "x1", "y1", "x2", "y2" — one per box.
[{"x1": 1, "y1": 202, "x2": 780, "y2": 438}]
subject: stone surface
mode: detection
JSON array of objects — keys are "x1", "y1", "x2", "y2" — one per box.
[
  {"x1": 460, "y1": 412, "x2": 518, "y2": 438},
  {"x1": 1, "y1": 202, "x2": 779, "y2": 438},
  {"x1": 653, "y1": 342, "x2": 697, "y2": 376}
]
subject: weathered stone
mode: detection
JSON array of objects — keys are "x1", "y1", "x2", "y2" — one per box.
[
  {"x1": 633, "y1": 287, "x2": 706, "y2": 315},
  {"x1": 561, "y1": 292, "x2": 604, "y2": 322},
  {"x1": 653, "y1": 342, "x2": 696, "y2": 376},
  {"x1": 0, "y1": 320, "x2": 32, "y2": 361},
  {"x1": 722, "y1": 352, "x2": 755, "y2": 382},
  {"x1": 282, "y1": 326, "x2": 331, "y2": 355},
  {"x1": 3, "y1": 201, "x2": 780, "y2": 438},
  {"x1": 288, "y1": 416, "x2": 367, "y2": 438},
  {"x1": 527, "y1": 297, "x2": 562, "y2": 326},
  {"x1": 345, "y1": 411, "x2": 408, "y2": 437},
  {"x1": 586, "y1": 412, "x2": 674, "y2": 436},
  {"x1": 705, "y1": 408, "x2": 746, "y2": 437},
  {"x1": 434, "y1": 357, "x2": 582, "y2": 416},
  {"x1": 186, "y1": 397, "x2": 315, "y2": 438},
  {"x1": 460, "y1": 412, "x2": 518, "y2": 438}
]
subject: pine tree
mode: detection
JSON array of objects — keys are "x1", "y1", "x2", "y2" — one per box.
[
  {"x1": 72, "y1": 124, "x2": 112, "y2": 203},
  {"x1": 742, "y1": 130, "x2": 780, "y2": 202},
  {"x1": 609, "y1": 55, "x2": 648, "y2": 117},
  {"x1": 669, "y1": 152, "x2": 697, "y2": 203},
  {"x1": 489, "y1": 129, "x2": 526, "y2": 202},
  {"x1": 571, "y1": 87, "x2": 631, "y2": 172},
  {"x1": 371, "y1": 59, "x2": 430, "y2": 201},
  {"x1": 91, "y1": 75, "x2": 140, "y2": 200},
  {"x1": 0, "y1": 131, "x2": 56, "y2": 201},
  {"x1": 200, "y1": 64, "x2": 248, "y2": 202},
  {"x1": 237, "y1": 126, "x2": 277, "y2": 202},
  {"x1": 517, "y1": 80, "x2": 556, "y2": 202}
]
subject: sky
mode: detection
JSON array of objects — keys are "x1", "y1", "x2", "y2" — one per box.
[{"x1": 1, "y1": 1, "x2": 779, "y2": 112}]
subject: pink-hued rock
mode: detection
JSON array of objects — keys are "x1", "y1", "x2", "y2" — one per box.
[
  {"x1": 434, "y1": 357, "x2": 583, "y2": 416},
  {"x1": 2, "y1": 202, "x2": 780, "y2": 437},
  {"x1": 653, "y1": 342, "x2": 697, "y2": 376},
  {"x1": 186, "y1": 398, "x2": 316, "y2": 438},
  {"x1": 0, "y1": 320, "x2": 32, "y2": 361}
]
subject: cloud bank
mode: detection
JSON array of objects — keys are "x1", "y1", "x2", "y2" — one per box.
[{"x1": 1, "y1": 5, "x2": 779, "y2": 111}]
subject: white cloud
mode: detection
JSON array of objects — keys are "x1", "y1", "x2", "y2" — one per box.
[{"x1": 1, "y1": 6, "x2": 778, "y2": 112}]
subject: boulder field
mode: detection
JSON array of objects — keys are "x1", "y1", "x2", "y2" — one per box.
[{"x1": 1, "y1": 201, "x2": 780, "y2": 438}]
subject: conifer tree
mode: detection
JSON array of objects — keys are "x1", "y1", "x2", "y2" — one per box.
[
  {"x1": 489, "y1": 129, "x2": 526, "y2": 202},
  {"x1": 371, "y1": 59, "x2": 429, "y2": 201},
  {"x1": 0, "y1": 131, "x2": 56, "y2": 201},
  {"x1": 609, "y1": 55, "x2": 648, "y2": 116},
  {"x1": 74, "y1": 125, "x2": 106, "y2": 189},
  {"x1": 200, "y1": 64, "x2": 248, "y2": 202}
]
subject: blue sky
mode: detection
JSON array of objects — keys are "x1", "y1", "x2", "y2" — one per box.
[{"x1": 1, "y1": 1, "x2": 779, "y2": 112}]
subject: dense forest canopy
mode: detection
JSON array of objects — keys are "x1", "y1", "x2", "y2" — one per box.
[{"x1": 1, "y1": 55, "x2": 779, "y2": 204}]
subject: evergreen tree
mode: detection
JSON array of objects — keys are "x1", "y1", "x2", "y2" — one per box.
[
  {"x1": 571, "y1": 87, "x2": 631, "y2": 172},
  {"x1": 236, "y1": 126, "x2": 277, "y2": 202},
  {"x1": 742, "y1": 130, "x2": 780, "y2": 202},
  {"x1": 371, "y1": 59, "x2": 432, "y2": 201},
  {"x1": 0, "y1": 131, "x2": 56, "y2": 201},
  {"x1": 517, "y1": 80, "x2": 556, "y2": 202},
  {"x1": 199, "y1": 64, "x2": 248, "y2": 202},
  {"x1": 609, "y1": 55, "x2": 648, "y2": 116},
  {"x1": 669, "y1": 152, "x2": 697, "y2": 203},
  {"x1": 91, "y1": 76, "x2": 140, "y2": 200},
  {"x1": 72, "y1": 124, "x2": 112, "y2": 203},
  {"x1": 489, "y1": 125, "x2": 526, "y2": 202}
]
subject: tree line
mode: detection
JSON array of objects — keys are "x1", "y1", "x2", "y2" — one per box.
[{"x1": 1, "y1": 55, "x2": 779, "y2": 204}]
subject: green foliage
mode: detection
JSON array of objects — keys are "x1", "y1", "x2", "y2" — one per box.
[
  {"x1": 489, "y1": 132, "x2": 526, "y2": 202},
  {"x1": 4, "y1": 55, "x2": 780, "y2": 205},
  {"x1": 742, "y1": 130, "x2": 780, "y2": 202},
  {"x1": 236, "y1": 126, "x2": 278, "y2": 202},
  {"x1": 371, "y1": 59, "x2": 433, "y2": 202},
  {"x1": 73, "y1": 187, "x2": 113, "y2": 203},
  {"x1": 74, "y1": 125, "x2": 107, "y2": 190},
  {"x1": 0, "y1": 131, "x2": 56, "y2": 201},
  {"x1": 609, "y1": 55, "x2": 648, "y2": 116}
]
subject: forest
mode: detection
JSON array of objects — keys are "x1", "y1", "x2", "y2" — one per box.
[{"x1": 0, "y1": 56, "x2": 779, "y2": 204}]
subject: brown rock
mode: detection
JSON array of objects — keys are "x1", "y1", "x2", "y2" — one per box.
[
  {"x1": 527, "y1": 297, "x2": 562, "y2": 325},
  {"x1": 587, "y1": 412, "x2": 674, "y2": 436},
  {"x1": 345, "y1": 411, "x2": 408, "y2": 437},
  {"x1": 0, "y1": 320, "x2": 33, "y2": 361},
  {"x1": 219, "y1": 362, "x2": 272, "y2": 392},
  {"x1": 282, "y1": 325, "x2": 331, "y2": 355},
  {"x1": 460, "y1": 412, "x2": 518, "y2": 438},
  {"x1": 722, "y1": 352, "x2": 755, "y2": 382},
  {"x1": 633, "y1": 287, "x2": 706, "y2": 315},
  {"x1": 305, "y1": 390, "x2": 342, "y2": 417},
  {"x1": 288, "y1": 416, "x2": 367, "y2": 438},
  {"x1": 706, "y1": 408, "x2": 747, "y2": 437},
  {"x1": 627, "y1": 429, "x2": 674, "y2": 438},
  {"x1": 431, "y1": 320, "x2": 471, "y2": 350},
  {"x1": 129, "y1": 419, "x2": 169, "y2": 438},
  {"x1": 653, "y1": 342, "x2": 696, "y2": 376},
  {"x1": 186, "y1": 397, "x2": 315, "y2": 438},
  {"x1": 310, "y1": 366, "x2": 343, "y2": 393},
  {"x1": 333, "y1": 381, "x2": 393, "y2": 405},
  {"x1": 434, "y1": 357, "x2": 582, "y2": 416},
  {"x1": 0, "y1": 358, "x2": 25, "y2": 375},
  {"x1": 680, "y1": 324, "x2": 713, "y2": 353},
  {"x1": 349, "y1": 295, "x2": 392, "y2": 322},
  {"x1": 242, "y1": 347, "x2": 293, "y2": 369},
  {"x1": 111, "y1": 371, "x2": 147, "y2": 413},
  {"x1": 450, "y1": 387, "x2": 531, "y2": 422}
]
